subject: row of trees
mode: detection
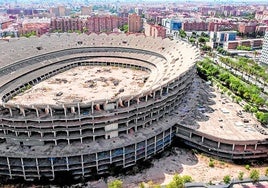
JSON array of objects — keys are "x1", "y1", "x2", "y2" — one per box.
[
  {"x1": 107, "y1": 174, "x2": 193, "y2": 188},
  {"x1": 219, "y1": 56, "x2": 268, "y2": 85},
  {"x1": 236, "y1": 45, "x2": 252, "y2": 51},
  {"x1": 20, "y1": 31, "x2": 37, "y2": 38},
  {"x1": 216, "y1": 47, "x2": 229, "y2": 56},
  {"x1": 197, "y1": 58, "x2": 268, "y2": 124},
  {"x1": 108, "y1": 168, "x2": 268, "y2": 187},
  {"x1": 223, "y1": 169, "x2": 262, "y2": 184}
]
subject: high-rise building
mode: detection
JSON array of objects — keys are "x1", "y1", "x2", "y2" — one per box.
[
  {"x1": 50, "y1": 6, "x2": 70, "y2": 17},
  {"x1": 161, "y1": 18, "x2": 182, "y2": 35},
  {"x1": 50, "y1": 16, "x2": 128, "y2": 33},
  {"x1": 128, "y1": 13, "x2": 142, "y2": 33},
  {"x1": 260, "y1": 31, "x2": 268, "y2": 66},
  {"x1": 135, "y1": 8, "x2": 143, "y2": 16},
  {"x1": 58, "y1": 6, "x2": 66, "y2": 17},
  {"x1": 81, "y1": 6, "x2": 92, "y2": 15}
]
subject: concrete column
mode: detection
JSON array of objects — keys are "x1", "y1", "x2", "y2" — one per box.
[
  {"x1": 160, "y1": 88, "x2": 163, "y2": 97},
  {"x1": 45, "y1": 107, "x2": 49, "y2": 115},
  {"x1": 154, "y1": 136, "x2": 157, "y2": 154},
  {"x1": 91, "y1": 102, "x2": 94, "y2": 114},
  {"x1": 50, "y1": 158, "x2": 55, "y2": 179},
  {"x1": 110, "y1": 150, "x2": 112, "y2": 164},
  {"x1": 71, "y1": 106, "x2": 75, "y2": 114},
  {"x1": 66, "y1": 157, "x2": 69, "y2": 171},
  {"x1": 232, "y1": 144, "x2": 235, "y2": 151},
  {"x1": 145, "y1": 139, "x2": 148, "y2": 159},
  {"x1": 201, "y1": 136, "x2": 204, "y2": 143},
  {"x1": 134, "y1": 143, "x2": 137, "y2": 162},
  {"x1": 35, "y1": 107, "x2": 39, "y2": 118},
  {"x1": 153, "y1": 91, "x2": 156, "y2": 99},
  {"x1": 95, "y1": 153, "x2": 98, "y2": 171},
  {"x1": 63, "y1": 105, "x2": 67, "y2": 118},
  {"x1": 162, "y1": 131, "x2": 165, "y2": 149},
  {"x1": 170, "y1": 128, "x2": 172, "y2": 144},
  {"x1": 7, "y1": 157, "x2": 12, "y2": 178},
  {"x1": 18, "y1": 106, "x2": 25, "y2": 117},
  {"x1": 116, "y1": 100, "x2": 119, "y2": 109},
  {"x1": 166, "y1": 87, "x2": 169, "y2": 94},
  {"x1": 81, "y1": 155, "x2": 84, "y2": 176},
  {"x1": 145, "y1": 95, "x2": 148, "y2": 102},
  {"x1": 127, "y1": 100, "x2": 130, "y2": 107},
  {"x1": 77, "y1": 103, "x2": 81, "y2": 117},
  {"x1": 217, "y1": 142, "x2": 220, "y2": 149},
  {"x1": 123, "y1": 147, "x2": 125, "y2": 167},
  {"x1": 21, "y1": 158, "x2": 26, "y2": 180},
  {"x1": 189, "y1": 132, "x2": 192, "y2": 138},
  {"x1": 9, "y1": 108, "x2": 13, "y2": 117},
  {"x1": 48, "y1": 106, "x2": 53, "y2": 117},
  {"x1": 244, "y1": 144, "x2": 247, "y2": 151},
  {"x1": 36, "y1": 158, "x2": 40, "y2": 179},
  {"x1": 255, "y1": 144, "x2": 258, "y2": 150}
]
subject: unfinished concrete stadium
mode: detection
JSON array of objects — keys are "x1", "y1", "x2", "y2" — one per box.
[{"x1": 0, "y1": 33, "x2": 267, "y2": 181}]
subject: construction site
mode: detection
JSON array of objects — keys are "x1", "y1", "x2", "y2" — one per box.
[{"x1": 0, "y1": 33, "x2": 266, "y2": 183}]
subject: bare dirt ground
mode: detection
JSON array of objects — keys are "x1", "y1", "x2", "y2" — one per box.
[
  {"x1": 86, "y1": 147, "x2": 267, "y2": 188},
  {"x1": 8, "y1": 66, "x2": 149, "y2": 105}
]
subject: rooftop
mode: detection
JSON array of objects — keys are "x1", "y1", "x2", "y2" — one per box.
[{"x1": 176, "y1": 76, "x2": 268, "y2": 142}]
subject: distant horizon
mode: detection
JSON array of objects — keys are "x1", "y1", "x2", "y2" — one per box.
[{"x1": 1, "y1": 0, "x2": 268, "y2": 3}]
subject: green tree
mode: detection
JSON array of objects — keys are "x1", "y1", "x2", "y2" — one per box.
[
  {"x1": 249, "y1": 169, "x2": 260, "y2": 183},
  {"x1": 189, "y1": 37, "x2": 196, "y2": 43},
  {"x1": 209, "y1": 160, "x2": 215, "y2": 167},
  {"x1": 238, "y1": 171, "x2": 244, "y2": 181},
  {"x1": 223, "y1": 175, "x2": 231, "y2": 184},
  {"x1": 119, "y1": 24, "x2": 129, "y2": 33},
  {"x1": 166, "y1": 174, "x2": 193, "y2": 188},
  {"x1": 139, "y1": 182, "x2": 146, "y2": 188},
  {"x1": 182, "y1": 175, "x2": 193, "y2": 183},
  {"x1": 198, "y1": 37, "x2": 206, "y2": 43},
  {"x1": 108, "y1": 179, "x2": 123, "y2": 188},
  {"x1": 179, "y1": 29, "x2": 186, "y2": 38}
]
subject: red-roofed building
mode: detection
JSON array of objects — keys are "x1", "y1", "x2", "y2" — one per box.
[{"x1": 144, "y1": 23, "x2": 166, "y2": 39}]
